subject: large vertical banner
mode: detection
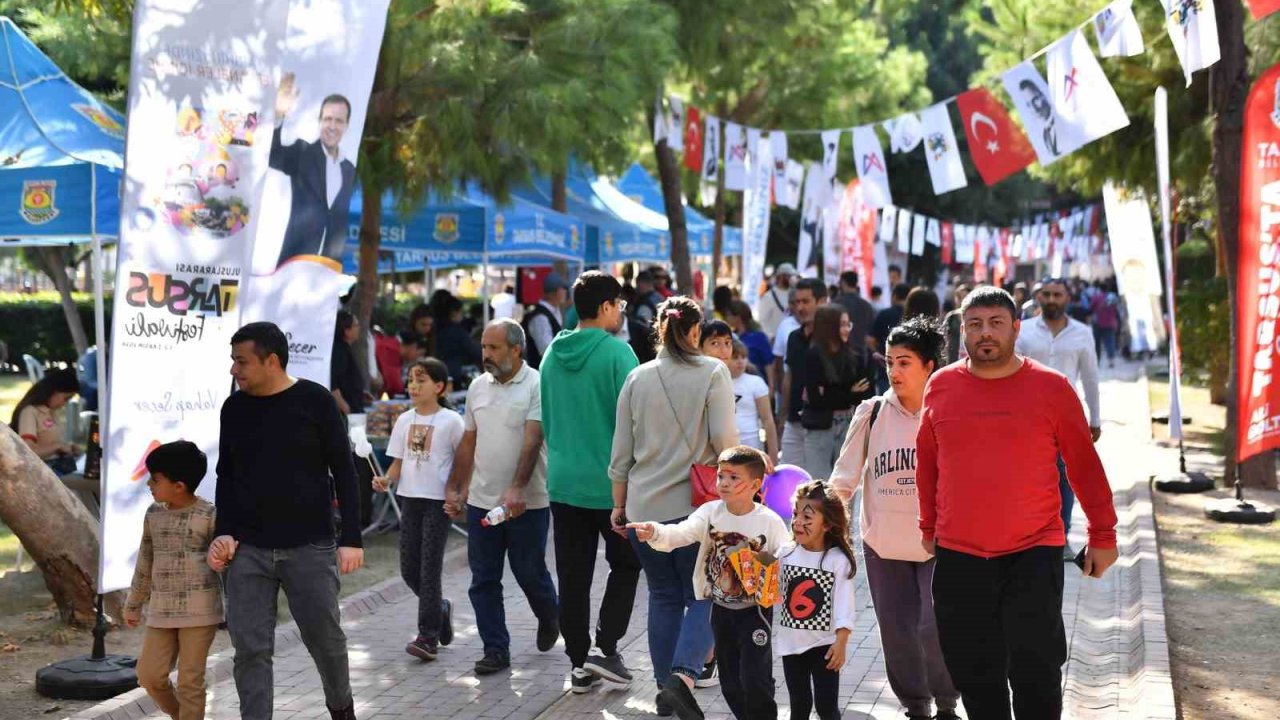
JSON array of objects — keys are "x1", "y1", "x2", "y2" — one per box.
[
  {"x1": 244, "y1": 0, "x2": 392, "y2": 386},
  {"x1": 1103, "y1": 183, "x2": 1162, "y2": 355},
  {"x1": 1236, "y1": 62, "x2": 1280, "y2": 462},
  {"x1": 105, "y1": 0, "x2": 291, "y2": 592},
  {"x1": 834, "y1": 180, "x2": 876, "y2": 296},
  {"x1": 742, "y1": 134, "x2": 773, "y2": 311}
]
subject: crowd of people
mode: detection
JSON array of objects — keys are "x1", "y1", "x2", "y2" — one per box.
[{"x1": 116, "y1": 263, "x2": 1125, "y2": 720}]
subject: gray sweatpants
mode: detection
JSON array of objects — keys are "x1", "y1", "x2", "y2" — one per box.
[{"x1": 863, "y1": 543, "x2": 959, "y2": 717}]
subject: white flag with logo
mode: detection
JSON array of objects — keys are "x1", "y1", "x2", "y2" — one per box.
[
  {"x1": 1160, "y1": 0, "x2": 1219, "y2": 86},
  {"x1": 955, "y1": 224, "x2": 975, "y2": 263},
  {"x1": 896, "y1": 208, "x2": 913, "y2": 254},
  {"x1": 879, "y1": 204, "x2": 898, "y2": 244},
  {"x1": 702, "y1": 115, "x2": 721, "y2": 182},
  {"x1": 1046, "y1": 30, "x2": 1130, "y2": 155},
  {"x1": 1002, "y1": 60, "x2": 1066, "y2": 166},
  {"x1": 667, "y1": 96, "x2": 685, "y2": 152},
  {"x1": 920, "y1": 103, "x2": 967, "y2": 195},
  {"x1": 783, "y1": 159, "x2": 804, "y2": 210},
  {"x1": 770, "y1": 132, "x2": 790, "y2": 205},
  {"x1": 925, "y1": 216, "x2": 942, "y2": 246},
  {"x1": 1093, "y1": 0, "x2": 1144, "y2": 58},
  {"x1": 883, "y1": 112, "x2": 923, "y2": 153},
  {"x1": 725, "y1": 122, "x2": 749, "y2": 190},
  {"x1": 911, "y1": 212, "x2": 927, "y2": 256},
  {"x1": 821, "y1": 129, "x2": 841, "y2": 185},
  {"x1": 851, "y1": 125, "x2": 892, "y2": 208},
  {"x1": 797, "y1": 163, "x2": 829, "y2": 275}
]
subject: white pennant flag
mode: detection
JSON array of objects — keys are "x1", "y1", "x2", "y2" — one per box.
[
  {"x1": 879, "y1": 205, "x2": 898, "y2": 244},
  {"x1": 919, "y1": 103, "x2": 967, "y2": 195},
  {"x1": 783, "y1": 159, "x2": 805, "y2": 210},
  {"x1": 911, "y1": 213, "x2": 927, "y2": 256},
  {"x1": 702, "y1": 115, "x2": 721, "y2": 182},
  {"x1": 820, "y1": 129, "x2": 841, "y2": 185},
  {"x1": 1003, "y1": 60, "x2": 1066, "y2": 166},
  {"x1": 1046, "y1": 30, "x2": 1130, "y2": 155},
  {"x1": 1161, "y1": 0, "x2": 1219, "y2": 87},
  {"x1": 724, "y1": 122, "x2": 749, "y2": 191},
  {"x1": 851, "y1": 125, "x2": 892, "y2": 208},
  {"x1": 1093, "y1": 0, "x2": 1144, "y2": 58},
  {"x1": 883, "y1": 112, "x2": 924, "y2": 153},
  {"x1": 667, "y1": 96, "x2": 685, "y2": 152},
  {"x1": 746, "y1": 127, "x2": 762, "y2": 172},
  {"x1": 925, "y1": 216, "x2": 942, "y2": 246},
  {"x1": 896, "y1": 208, "x2": 913, "y2": 254},
  {"x1": 771, "y1": 132, "x2": 790, "y2": 205},
  {"x1": 797, "y1": 162, "x2": 829, "y2": 275},
  {"x1": 955, "y1": 224, "x2": 976, "y2": 263}
]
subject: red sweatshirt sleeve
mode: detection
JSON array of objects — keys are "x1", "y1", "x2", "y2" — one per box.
[
  {"x1": 916, "y1": 403, "x2": 939, "y2": 544},
  {"x1": 1052, "y1": 379, "x2": 1118, "y2": 549}
]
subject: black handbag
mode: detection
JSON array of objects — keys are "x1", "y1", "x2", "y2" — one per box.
[{"x1": 799, "y1": 405, "x2": 834, "y2": 430}]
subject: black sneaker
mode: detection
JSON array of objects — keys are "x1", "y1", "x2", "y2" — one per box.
[
  {"x1": 474, "y1": 652, "x2": 510, "y2": 675},
  {"x1": 935, "y1": 711, "x2": 963, "y2": 720},
  {"x1": 694, "y1": 658, "x2": 717, "y2": 688},
  {"x1": 584, "y1": 652, "x2": 633, "y2": 684},
  {"x1": 570, "y1": 667, "x2": 601, "y2": 694},
  {"x1": 439, "y1": 598, "x2": 454, "y2": 647},
  {"x1": 536, "y1": 615, "x2": 560, "y2": 652},
  {"x1": 655, "y1": 692, "x2": 673, "y2": 717},
  {"x1": 658, "y1": 676, "x2": 703, "y2": 720},
  {"x1": 405, "y1": 636, "x2": 438, "y2": 661}
]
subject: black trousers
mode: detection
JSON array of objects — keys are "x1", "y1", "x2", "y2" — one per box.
[
  {"x1": 932, "y1": 545, "x2": 1067, "y2": 720},
  {"x1": 781, "y1": 645, "x2": 840, "y2": 720},
  {"x1": 711, "y1": 605, "x2": 776, "y2": 720},
  {"x1": 398, "y1": 498, "x2": 451, "y2": 641},
  {"x1": 550, "y1": 502, "x2": 642, "y2": 667}
]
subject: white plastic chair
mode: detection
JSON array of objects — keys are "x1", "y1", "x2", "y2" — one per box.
[{"x1": 22, "y1": 354, "x2": 45, "y2": 383}]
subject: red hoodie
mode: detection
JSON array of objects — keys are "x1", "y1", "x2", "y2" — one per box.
[{"x1": 916, "y1": 358, "x2": 1117, "y2": 558}]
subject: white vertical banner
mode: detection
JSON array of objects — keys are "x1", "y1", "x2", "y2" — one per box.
[
  {"x1": 1155, "y1": 87, "x2": 1184, "y2": 437},
  {"x1": 702, "y1": 115, "x2": 721, "y2": 183},
  {"x1": 925, "y1": 216, "x2": 942, "y2": 247},
  {"x1": 820, "y1": 129, "x2": 841, "y2": 185},
  {"x1": 1103, "y1": 182, "x2": 1162, "y2": 353},
  {"x1": 896, "y1": 208, "x2": 913, "y2": 254},
  {"x1": 724, "y1": 122, "x2": 748, "y2": 191},
  {"x1": 851, "y1": 124, "x2": 892, "y2": 207},
  {"x1": 105, "y1": 0, "x2": 292, "y2": 592},
  {"x1": 920, "y1": 103, "x2": 967, "y2": 194},
  {"x1": 955, "y1": 224, "x2": 975, "y2": 263},
  {"x1": 797, "y1": 162, "x2": 828, "y2": 276},
  {"x1": 770, "y1": 132, "x2": 790, "y2": 205},
  {"x1": 743, "y1": 135, "x2": 772, "y2": 310},
  {"x1": 879, "y1": 205, "x2": 898, "y2": 244},
  {"x1": 822, "y1": 184, "x2": 841, "y2": 286},
  {"x1": 783, "y1": 159, "x2": 804, "y2": 210},
  {"x1": 911, "y1": 213, "x2": 927, "y2": 256},
  {"x1": 667, "y1": 96, "x2": 685, "y2": 152},
  {"x1": 244, "y1": 0, "x2": 392, "y2": 388}
]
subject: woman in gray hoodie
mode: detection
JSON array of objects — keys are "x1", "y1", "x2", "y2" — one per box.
[{"x1": 609, "y1": 295, "x2": 739, "y2": 719}]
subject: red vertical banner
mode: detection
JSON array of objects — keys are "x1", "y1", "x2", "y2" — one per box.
[
  {"x1": 994, "y1": 228, "x2": 1012, "y2": 287},
  {"x1": 835, "y1": 179, "x2": 877, "y2": 297},
  {"x1": 941, "y1": 222, "x2": 955, "y2": 265},
  {"x1": 682, "y1": 106, "x2": 704, "y2": 172},
  {"x1": 1246, "y1": 0, "x2": 1280, "y2": 19},
  {"x1": 973, "y1": 228, "x2": 988, "y2": 283},
  {"x1": 1237, "y1": 61, "x2": 1280, "y2": 462}
]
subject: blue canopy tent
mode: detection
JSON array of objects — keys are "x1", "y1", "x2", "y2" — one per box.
[
  {"x1": 0, "y1": 15, "x2": 123, "y2": 416},
  {"x1": 616, "y1": 162, "x2": 743, "y2": 256},
  {"x1": 513, "y1": 179, "x2": 668, "y2": 266}
]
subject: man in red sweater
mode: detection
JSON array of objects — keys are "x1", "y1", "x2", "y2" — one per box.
[{"x1": 916, "y1": 286, "x2": 1118, "y2": 720}]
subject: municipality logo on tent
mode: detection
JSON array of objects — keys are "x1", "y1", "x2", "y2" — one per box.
[{"x1": 20, "y1": 180, "x2": 59, "y2": 225}]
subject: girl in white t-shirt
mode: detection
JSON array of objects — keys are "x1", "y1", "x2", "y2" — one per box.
[
  {"x1": 374, "y1": 358, "x2": 465, "y2": 661},
  {"x1": 775, "y1": 480, "x2": 857, "y2": 720},
  {"x1": 729, "y1": 340, "x2": 779, "y2": 464}
]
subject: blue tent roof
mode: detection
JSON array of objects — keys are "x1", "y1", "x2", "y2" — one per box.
[
  {"x1": 615, "y1": 162, "x2": 743, "y2": 256},
  {"x1": 514, "y1": 178, "x2": 668, "y2": 265},
  {"x1": 0, "y1": 17, "x2": 124, "y2": 243}
]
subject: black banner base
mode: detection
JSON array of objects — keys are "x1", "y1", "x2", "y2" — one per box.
[
  {"x1": 1205, "y1": 498, "x2": 1277, "y2": 525},
  {"x1": 1154, "y1": 471, "x2": 1215, "y2": 494},
  {"x1": 35, "y1": 654, "x2": 137, "y2": 700}
]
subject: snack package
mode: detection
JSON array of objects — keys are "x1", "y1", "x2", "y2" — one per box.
[
  {"x1": 757, "y1": 560, "x2": 780, "y2": 608},
  {"x1": 730, "y1": 548, "x2": 762, "y2": 597}
]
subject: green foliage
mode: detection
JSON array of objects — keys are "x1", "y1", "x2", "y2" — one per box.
[
  {"x1": 2, "y1": 1, "x2": 131, "y2": 108},
  {"x1": 1175, "y1": 237, "x2": 1215, "y2": 281},
  {"x1": 1175, "y1": 277, "x2": 1228, "y2": 386},
  {"x1": 0, "y1": 293, "x2": 109, "y2": 363}
]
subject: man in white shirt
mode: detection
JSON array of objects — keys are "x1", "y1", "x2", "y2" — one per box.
[
  {"x1": 1015, "y1": 278, "x2": 1101, "y2": 560},
  {"x1": 757, "y1": 263, "x2": 796, "y2": 341},
  {"x1": 445, "y1": 319, "x2": 559, "y2": 676},
  {"x1": 523, "y1": 273, "x2": 569, "y2": 369}
]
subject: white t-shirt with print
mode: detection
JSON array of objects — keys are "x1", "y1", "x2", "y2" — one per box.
[
  {"x1": 732, "y1": 372, "x2": 769, "y2": 449},
  {"x1": 387, "y1": 407, "x2": 465, "y2": 500},
  {"x1": 773, "y1": 544, "x2": 856, "y2": 657}
]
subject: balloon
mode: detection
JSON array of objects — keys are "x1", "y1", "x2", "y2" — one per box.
[{"x1": 761, "y1": 464, "x2": 812, "y2": 523}]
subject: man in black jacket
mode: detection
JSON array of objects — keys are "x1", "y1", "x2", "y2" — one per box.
[
  {"x1": 271, "y1": 72, "x2": 357, "y2": 269},
  {"x1": 208, "y1": 322, "x2": 363, "y2": 720}
]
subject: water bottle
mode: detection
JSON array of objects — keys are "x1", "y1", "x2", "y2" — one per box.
[{"x1": 481, "y1": 505, "x2": 509, "y2": 527}]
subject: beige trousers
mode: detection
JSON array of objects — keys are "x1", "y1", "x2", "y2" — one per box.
[{"x1": 136, "y1": 625, "x2": 218, "y2": 720}]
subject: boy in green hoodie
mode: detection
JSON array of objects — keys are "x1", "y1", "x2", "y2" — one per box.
[{"x1": 540, "y1": 270, "x2": 643, "y2": 692}]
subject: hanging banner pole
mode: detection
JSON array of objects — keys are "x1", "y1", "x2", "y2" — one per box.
[{"x1": 1155, "y1": 87, "x2": 1184, "y2": 441}]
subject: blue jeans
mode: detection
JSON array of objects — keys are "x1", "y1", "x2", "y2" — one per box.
[
  {"x1": 629, "y1": 523, "x2": 714, "y2": 685},
  {"x1": 466, "y1": 505, "x2": 558, "y2": 658},
  {"x1": 1057, "y1": 455, "x2": 1075, "y2": 535}
]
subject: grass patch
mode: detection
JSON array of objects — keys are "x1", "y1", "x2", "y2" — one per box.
[{"x1": 1148, "y1": 376, "x2": 1225, "y2": 456}]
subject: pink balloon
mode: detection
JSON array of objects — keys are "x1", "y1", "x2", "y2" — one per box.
[{"x1": 761, "y1": 464, "x2": 812, "y2": 523}]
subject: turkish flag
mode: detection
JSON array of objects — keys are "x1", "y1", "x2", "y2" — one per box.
[
  {"x1": 956, "y1": 88, "x2": 1037, "y2": 186},
  {"x1": 941, "y1": 222, "x2": 954, "y2": 265},
  {"x1": 1247, "y1": 0, "x2": 1280, "y2": 20},
  {"x1": 682, "y1": 106, "x2": 704, "y2": 173}
]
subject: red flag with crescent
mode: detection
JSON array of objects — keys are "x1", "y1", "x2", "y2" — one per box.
[
  {"x1": 956, "y1": 88, "x2": 1037, "y2": 186},
  {"x1": 683, "y1": 106, "x2": 704, "y2": 173}
]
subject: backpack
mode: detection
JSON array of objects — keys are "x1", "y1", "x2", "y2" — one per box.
[{"x1": 521, "y1": 303, "x2": 562, "y2": 369}]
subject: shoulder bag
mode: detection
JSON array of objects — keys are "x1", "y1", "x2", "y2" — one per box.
[{"x1": 656, "y1": 366, "x2": 719, "y2": 507}]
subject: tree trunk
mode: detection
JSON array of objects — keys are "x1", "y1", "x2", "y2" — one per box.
[
  {"x1": 33, "y1": 246, "x2": 89, "y2": 357},
  {"x1": 550, "y1": 171, "x2": 570, "y2": 279},
  {"x1": 0, "y1": 425, "x2": 122, "y2": 625},
  {"x1": 1213, "y1": 0, "x2": 1276, "y2": 489},
  {"x1": 654, "y1": 140, "x2": 693, "y2": 295},
  {"x1": 350, "y1": 182, "x2": 383, "y2": 377}
]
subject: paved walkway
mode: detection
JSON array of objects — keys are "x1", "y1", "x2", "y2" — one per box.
[{"x1": 75, "y1": 361, "x2": 1174, "y2": 720}]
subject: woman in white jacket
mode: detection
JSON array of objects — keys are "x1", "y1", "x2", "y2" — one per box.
[{"x1": 830, "y1": 316, "x2": 960, "y2": 720}]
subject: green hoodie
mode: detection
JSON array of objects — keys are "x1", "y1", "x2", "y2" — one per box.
[{"x1": 539, "y1": 327, "x2": 638, "y2": 509}]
